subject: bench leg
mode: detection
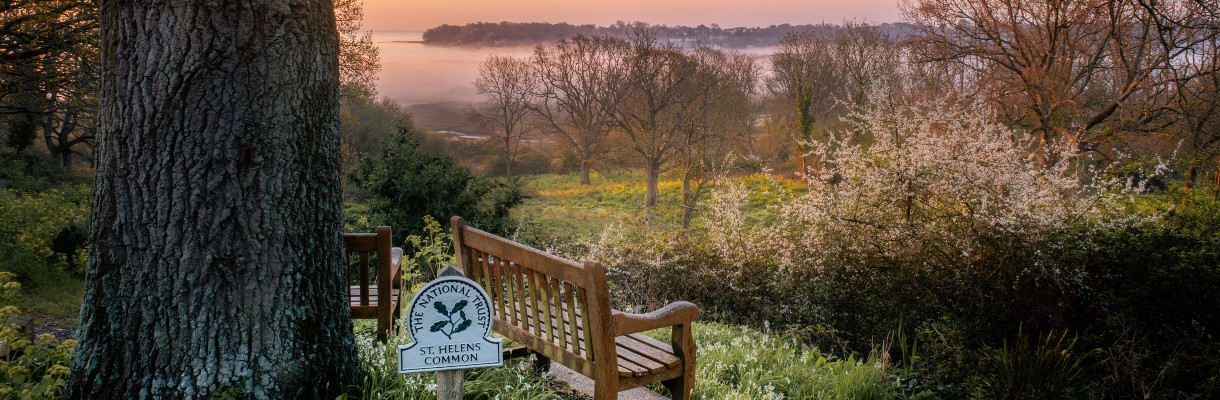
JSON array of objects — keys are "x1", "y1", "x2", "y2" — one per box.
[
  {"x1": 662, "y1": 376, "x2": 692, "y2": 400},
  {"x1": 664, "y1": 323, "x2": 696, "y2": 400},
  {"x1": 593, "y1": 376, "x2": 618, "y2": 400},
  {"x1": 530, "y1": 350, "x2": 551, "y2": 372}
]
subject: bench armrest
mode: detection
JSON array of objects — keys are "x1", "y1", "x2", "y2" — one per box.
[
  {"x1": 390, "y1": 247, "x2": 404, "y2": 284},
  {"x1": 612, "y1": 301, "x2": 700, "y2": 336}
]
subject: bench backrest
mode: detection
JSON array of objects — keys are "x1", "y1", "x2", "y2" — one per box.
[
  {"x1": 451, "y1": 217, "x2": 615, "y2": 377},
  {"x1": 344, "y1": 226, "x2": 394, "y2": 306}
]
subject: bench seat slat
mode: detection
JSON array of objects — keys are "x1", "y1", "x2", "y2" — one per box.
[
  {"x1": 616, "y1": 345, "x2": 671, "y2": 377},
  {"x1": 347, "y1": 286, "x2": 399, "y2": 305},
  {"x1": 617, "y1": 334, "x2": 680, "y2": 368}
]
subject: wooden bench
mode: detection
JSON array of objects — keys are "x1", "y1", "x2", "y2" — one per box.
[
  {"x1": 344, "y1": 226, "x2": 404, "y2": 340},
  {"x1": 450, "y1": 216, "x2": 700, "y2": 400}
]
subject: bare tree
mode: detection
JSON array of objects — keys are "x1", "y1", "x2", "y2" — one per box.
[
  {"x1": 903, "y1": 0, "x2": 1220, "y2": 166},
  {"x1": 766, "y1": 29, "x2": 842, "y2": 178},
  {"x1": 530, "y1": 35, "x2": 626, "y2": 185},
  {"x1": 834, "y1": 21, "x2": 900, "y2": 107},
  {"x1": 1163, "y1": 33, "x2": 1220, "y2": 202},
  {"x1": 604, "y1": 32, "x2": 701, "y2": 224},
  {"x1": 675, "y1": 47, "x2": 755, "y2": 228},
  {"x1": 0, "y1": 0, "x2": 97, "y2": 171},
  {"x1": 469, "y1": 55, "x2": 537, "y2": 178}
]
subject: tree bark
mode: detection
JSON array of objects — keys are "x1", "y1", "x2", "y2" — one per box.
[
  {"x1": 70, "y1": 1, "x2": 359, "y2": 398},
  {"x1": 504, "y1": 135, "x2": 513, "y2": 178},
  {"x1": 644, "y1": 158, "x2": 661, "y2": 225},
  {"x1": 681, "y1": 168, "x2": 693, "y2": 229},
  {"x1": 579, "y1": 145, "x2": 592, "y2": 185}
]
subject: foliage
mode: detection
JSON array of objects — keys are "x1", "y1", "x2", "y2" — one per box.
[
  {"x1": 0, "y1": 0, "x2": 99, "y2": 172},
  {"x1": 647, "y1": 322, "x2": 899, "y2": 399},
  {"x1": 982, "y1": 329, "x2": 1096, "y2": 400},
  {"x1": 351, "y1": 126, "x2": 523, "y2": 243},
  {"x1": 0, "y1": 152, "x2": 77, "y2": 192},
  {"x1": 0, "y1": 272, "x2": 76, "y2": 399},
  {"x1": 0, "y1": 185, "x2": 91, "y2": 284},
  {"x1": 333, "y1": 0, "x2": 380, "y2": 99},
  {"x1": 543, "y1": 92, "x2": 1219, "y2": 398},
  {"x1": 348, "y1": 323, "x2": 565, "y2": 399},
  {"x1": 399, "y1": 216, "x2": 456, "y2": 282}
]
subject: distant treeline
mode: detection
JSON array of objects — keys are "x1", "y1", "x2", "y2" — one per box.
[{"x1": 421, "y1": 21, "x2": 917, "y2": 48}]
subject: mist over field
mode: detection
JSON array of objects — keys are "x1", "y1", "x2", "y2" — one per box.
[
  {"x1": 374, "y1": 31, "x2": 776, "y2": 108},
  {"x1": 374, "y1": 32, "x2": 535, "y2": 106}
]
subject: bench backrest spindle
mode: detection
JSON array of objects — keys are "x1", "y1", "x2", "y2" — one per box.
[{"x1": 452, "y1": 217, "x2": 612, "y2": 375}]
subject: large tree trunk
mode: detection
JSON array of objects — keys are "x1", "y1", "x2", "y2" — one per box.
[{"x1": 70, "y1": 1, "x2": 359, "y2": 399}]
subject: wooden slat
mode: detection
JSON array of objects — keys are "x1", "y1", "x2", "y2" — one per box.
[
  {"x1": 616, "y1": 335, "x2": 679, "y2": 368},
  {"x1": 358, "y1": 251, "x2": 370, "y2": 306},
  {"x1": 506, "y1": 263, "x2": 520, "y2": 324},
  {"x1": 461, "y1": 228, "x2": 590, "y2": 284},
  {"x1": 564, "y1": 282, "x2": 580, "y2": 356},
  {"x1": 539, "y1": 275, "x2": 558, "y2": 343},
  {"x1": 481, "y1": 251, "x2": 501, "y2": 320},
  {"x1": 616, "y1": 354, "x2": 654, "y2": 377},
  {"x1": 492, "y1": 254, "x2": 508, "y2": 323},
  {"x1": 493, "y1": 319, "x2": 594, "y2": 377},
  {"x1": 478, "y1": 249, "x2": 492, "y2": 292},
  {"x1": 553, "y1": 278, "x2": 568, "y2": 353},
  {"x1": 514, "y1": 262, "x2": 530, "y2": 329},
  {"x1": 527, "y1": 268, "x2": 545, "y2": 338},
  {"x1": 343, "y1": 233, "x2": 378, "y2": 251},
  {"x1": 348, "y1": 286, "x2": 400, "y2": 303},
  {"x1": 577, "y1": 287, "x2": 596, "y2": 362}
]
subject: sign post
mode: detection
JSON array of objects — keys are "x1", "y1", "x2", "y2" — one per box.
[{"x1": 398, "y1": 267, "x2": 502, "y2": 399}]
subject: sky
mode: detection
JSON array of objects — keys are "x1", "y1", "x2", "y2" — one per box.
[{"x1": 362, "y1": 0, "x2": 905, "y2": 32}]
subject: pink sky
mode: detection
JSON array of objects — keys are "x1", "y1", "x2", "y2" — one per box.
[{"x1": 362, "y1": 0, "x2": 904, "y2": 31}]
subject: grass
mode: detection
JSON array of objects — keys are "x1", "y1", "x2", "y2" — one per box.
[
  {"x1": 18, "y1": 279, "x2": 84, "y2": 329},
  {"x1": 646, "y1": 322, "x2": 900, "y2": 400},
  {"x1": 513, "y1": 171, "x2": 806, "y2": 250},
  {"x1": 350, "y1": 324, "x2": 575, "y2": 400}
]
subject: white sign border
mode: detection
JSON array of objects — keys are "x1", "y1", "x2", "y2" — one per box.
[{"x1": 397, "y1": 275, "x2": 504, "y2": 373}]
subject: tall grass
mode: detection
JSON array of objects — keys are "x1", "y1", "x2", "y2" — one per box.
[
  {"x1": 649, "y1": 322, "x2": 900, "y2": 399},
  {"x1": 983, "y1": 329, "x2": 1096, "y2": 399}
]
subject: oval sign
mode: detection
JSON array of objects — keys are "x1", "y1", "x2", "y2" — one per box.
[{"x1": 398, "y1": 275, "x2": 503, "y2": 373}]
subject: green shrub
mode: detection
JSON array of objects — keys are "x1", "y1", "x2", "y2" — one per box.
[
  {"x1": 0, "y1": 185, "x2": 91, "y2": 284},
  {"x1": 0, "y1": 272, "x2": 77, "y2": 399},
  {"x1": 350, "y1": 126, "x2": 523, "y2": 243}
]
